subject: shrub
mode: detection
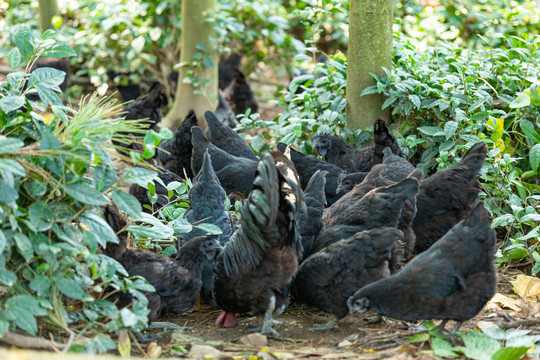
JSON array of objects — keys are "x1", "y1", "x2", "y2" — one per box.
[{"x1": 0, "y1": 26, "x2": 186, "y2": 352}]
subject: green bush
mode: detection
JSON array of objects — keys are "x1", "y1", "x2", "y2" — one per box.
[
  {"x1": 365, "y1": 32, "x2": 540, "y2": 268},
  {"x1": 0, "y1": 26, "x2": 192, "y2": 352}
]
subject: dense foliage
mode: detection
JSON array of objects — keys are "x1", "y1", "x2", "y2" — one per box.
[
  {"x1": 0, "y1": 27, "x2": 223, "y2": 352},
  {"x1": 0, "y1": 0, "x2": 539, "y2": 354}
]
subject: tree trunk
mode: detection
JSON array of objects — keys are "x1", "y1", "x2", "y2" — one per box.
[
  {"x1": 163, "y1": 0, "x2": 218, "y2": 130},
  {"x1": 346, "y1": 0, "x2": 393, "y2": 130},
  {"x1": 38, "y1": 0, "x2": 59, "y2": 32}
]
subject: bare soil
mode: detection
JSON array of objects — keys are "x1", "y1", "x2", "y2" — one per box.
[{"x1": 118, "y1": 269, "x2": 533, "y2": 359}]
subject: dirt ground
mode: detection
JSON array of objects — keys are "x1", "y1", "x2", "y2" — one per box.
[{"x1": 111, "y1": 268, "x2": 539, "y2": 359}]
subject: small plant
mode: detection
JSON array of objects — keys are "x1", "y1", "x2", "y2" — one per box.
[{"x1": 406, "y1": 321, "x2": 539, "y2": 359}]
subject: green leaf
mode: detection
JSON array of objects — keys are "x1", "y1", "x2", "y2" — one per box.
[
  {"x1": 491, "y1": 214, "x2": 514, "y2": 228},
  {"x1": 57, "y1": 277, "x2": 94, "y2": 301},
  {"x1": 172, "y1": 217, "x2": 193, "y2": 233},
  {"x1": 41, "y1": 43, "x2": 77, "y2": 58},
  {"x1": 0, "y1": 183, "x2": 19, "y2": 203},
  {"x1": 126, "y1": 223, "x2": 174, "y2": 239},
  {"x1": 487, "y1": 118, "x2": 504, "y2": 142},
  {"x1": 195, "y1": 223, "x2": 223, "y2": 235},
  {"x1": 112, "y1": 190, "x2": 142, "y2": 218},
  {"x1": 519, "y1": 120, "x2": 540, "y2": 143},
  {"x1": 41, "y1": 29, "x2": 56, "y2": 40},
  {"x1": 406, "y1": 333, "x2": 430, "y2": 344},
  {"x1": 444, "y1": 121, "x2": 458, "y2": 140},
  {"x1": 509, "y1": 93, "x2": 531, "y2": 108},
  {"x1": 80, "y1": 212, "x2": 118, "y2": 248},
  {"x1": 202, "y1": 55, "x2": 215, "y2": 69},
  {"x1": 0, "y1": 137, "x2": 24, "y2": 154},
  {"x1": 93, "y1": 163, "x2": 117, "y2": 192},
  {"x1": 0, "y1": 95, "x2": 25, "y2": 113},
  {"x1": 29, "y1": 67, "x2": 65, "y2": 88},
  {"x1": 8, "y1": 48, "x2": 21, "y2": 69},
  {"x1": 0, "y1": 230, "x2": 6, "y2": 253},
  {"x1": 120, "y1": 308, "x2": 139, "y2": 327},
  {"x1": 13, "y1": 233, "x2": 33, "y2": 261},
  {"x1": 28, "y1": 201, "x2": 55, "y2": 231},
  {"x1": 4, "y1": 294, "x2": 46, "y2": 335},
  {"x1": 529, "y1": 144, "x2": 540, "y2": 174},
  {"x1": 14, "y1": 25, "x2": 34, "y2": 61},
  {"x1": 0, "y1": 158, "x2": 26, "y2": 177},
  {"x1": 64, "y1": 182, "x2": 110, "y2": 206},
  {"x1": 431, "y1": 337, "x2": 458, "y2": 357},
  {"x1": 122, "y1": 167, "x2": 158, "y2": 187},
  {"x1": 491, "y1": 346, "x2": 530, "y2": 360},
  {"x1": 418, "y1": 126, "x2": 445, "y2": 137},
  {"x1": 29, "y1": 275, "x2": 52, "y2": 296},
  {"x1": 35, "y1": 85, "x2": 63, "y2": 106},
  {"x1": 250, "y1": 135, "x2": 264, "y2": 153},
  {"x1": 0, "y1": 268, "x2": 17, "y2": 286},
  {"x1": 0, "y1": 320, "x2": 9, "y2": 337},
  {"x1": 455, "y1": 332, "x2": 500, "y2": 360}
]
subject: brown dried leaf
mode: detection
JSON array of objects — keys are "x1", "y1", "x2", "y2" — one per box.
[
  {"x1": 488, "y1": 293, "x2": 522, "y2": 311},
  {"x1": 511, "y1": 275, "x2": 540, "y2": 301},
  {"x1": 238, "y1": 333, "x2": 268, "y2": 347},
  {"x1": 147, "y1": 342, "x2": 162, "y2": 359}
]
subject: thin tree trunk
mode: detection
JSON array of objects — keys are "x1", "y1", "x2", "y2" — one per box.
[
  {"x1": 346, "y1": 0, "x2": 393, "y2": 130},
  {"x1": 38, "y1": 0, "x2": 59, "y2": 32},
  {"x1": 164, "y1": 0, "x2": 218, "y2": 130}
]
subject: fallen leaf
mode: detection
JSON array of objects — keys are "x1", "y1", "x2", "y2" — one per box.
[
  {"x1": 147, "y1": 342, "x2": 162, "y2": 359},
  {"x1": 117, "y1": 329, "x2": 131, "y2": 358},
  {"x1": 238, "y1": 333, "x2": 268, "y2": 347},
  {"x1": 514, "y1": 298, "x2": 540, "y2": 317},
  {"x1": 188, "y1": 344, "x2": 224, "y2": 360},
  {"x1": 338, "y1": 340, "x2": 352, "y2": 348},
  {"x1": 511, "y1": 275, "x2": 540, "y2": 301},
  {"x1": 488, "y1": 293, "x2": 522, "y2": 311}
]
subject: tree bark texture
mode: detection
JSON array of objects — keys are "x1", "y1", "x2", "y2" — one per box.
[
  {"x1": 38, "y1": 0, "x2": 59, "y2": 32},
  {"x1": 164, "y1": 0, "x2": 218, "y2": 130},
  {"x1": 346, "y1": 0, "x2": 393, "y2": 130}
]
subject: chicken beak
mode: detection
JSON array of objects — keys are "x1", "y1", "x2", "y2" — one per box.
[{"x1": 315, "y1": 146, "x2": 327, "y2": 156}]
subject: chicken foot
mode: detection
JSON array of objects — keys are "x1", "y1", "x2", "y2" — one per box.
[{"x1": 247, "y1": 295, "x2": 281, "y2": 337}]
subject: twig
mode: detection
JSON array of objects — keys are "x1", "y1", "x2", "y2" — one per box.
[
  {"x1": 0, "y1": 330, "x2": 60, "y2": 351},
  {"x1": 499, "y1": 319, "x2": 540, "y2": 330},
  {"x1": 129, "y1": 331, "x2": 149, "y2": 359}
]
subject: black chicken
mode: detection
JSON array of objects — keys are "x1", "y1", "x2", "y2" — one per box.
[
  {"x1": 348, "y1": 202, "x2": 497, "y2": 332},
  {"x1": 298, "y1": 170, "x2": 327, "y2": 257},
  {"x1": 124, "y1": 81, "x2": 168, "y2": 133},
  {"x1": 215, "y1": 91, "x2": 238, "y2": 128},
  {"x1": 222, "y1": 68, "x2": 258, "y2": 115},
  {"x1": 413, "y1": 142, "x2": 488, "y2": 253},
  {"x1": 381, "y1": 147, "x2": 416, "y2": 182},
  {"x1": 312, "y1": 177, "x2": 419, "y2": 255},
  {"x1": 293, "y1": 228, "x2": 402, "y2": 330},
  {"x1": 191, "y1": 126, "x2": 258, "y2": 196},
  {"x1": 102, "y1": 205, "x2": 222, "y2": 322},
  {"x1": 336, "y1": 171, "x2": 368, "y2": 194},
  {"x1": 213, "y1": 153, "x2": 302, "y2": 336},
  {"x1": 205, "y1": 111, "x2": 258, "y2": 160},
  {"x1": 313, "y1": 119, "x2": 402, "y2": 172},
  {"x1": 218, "y1": 53, "x2": 243, "y2": 90},
  {"x1": 178, "y1": 150, "x2": 233, "y2": 307},
  {"x1": 156, "y1": 109, "x2": 198, "y2": 179},
  {"x1": 277, "y1": 143, "x2": 346, "y2": 205},
  {"x1": 328, "y1": 164, "x2": 423, "y2": 271}
]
